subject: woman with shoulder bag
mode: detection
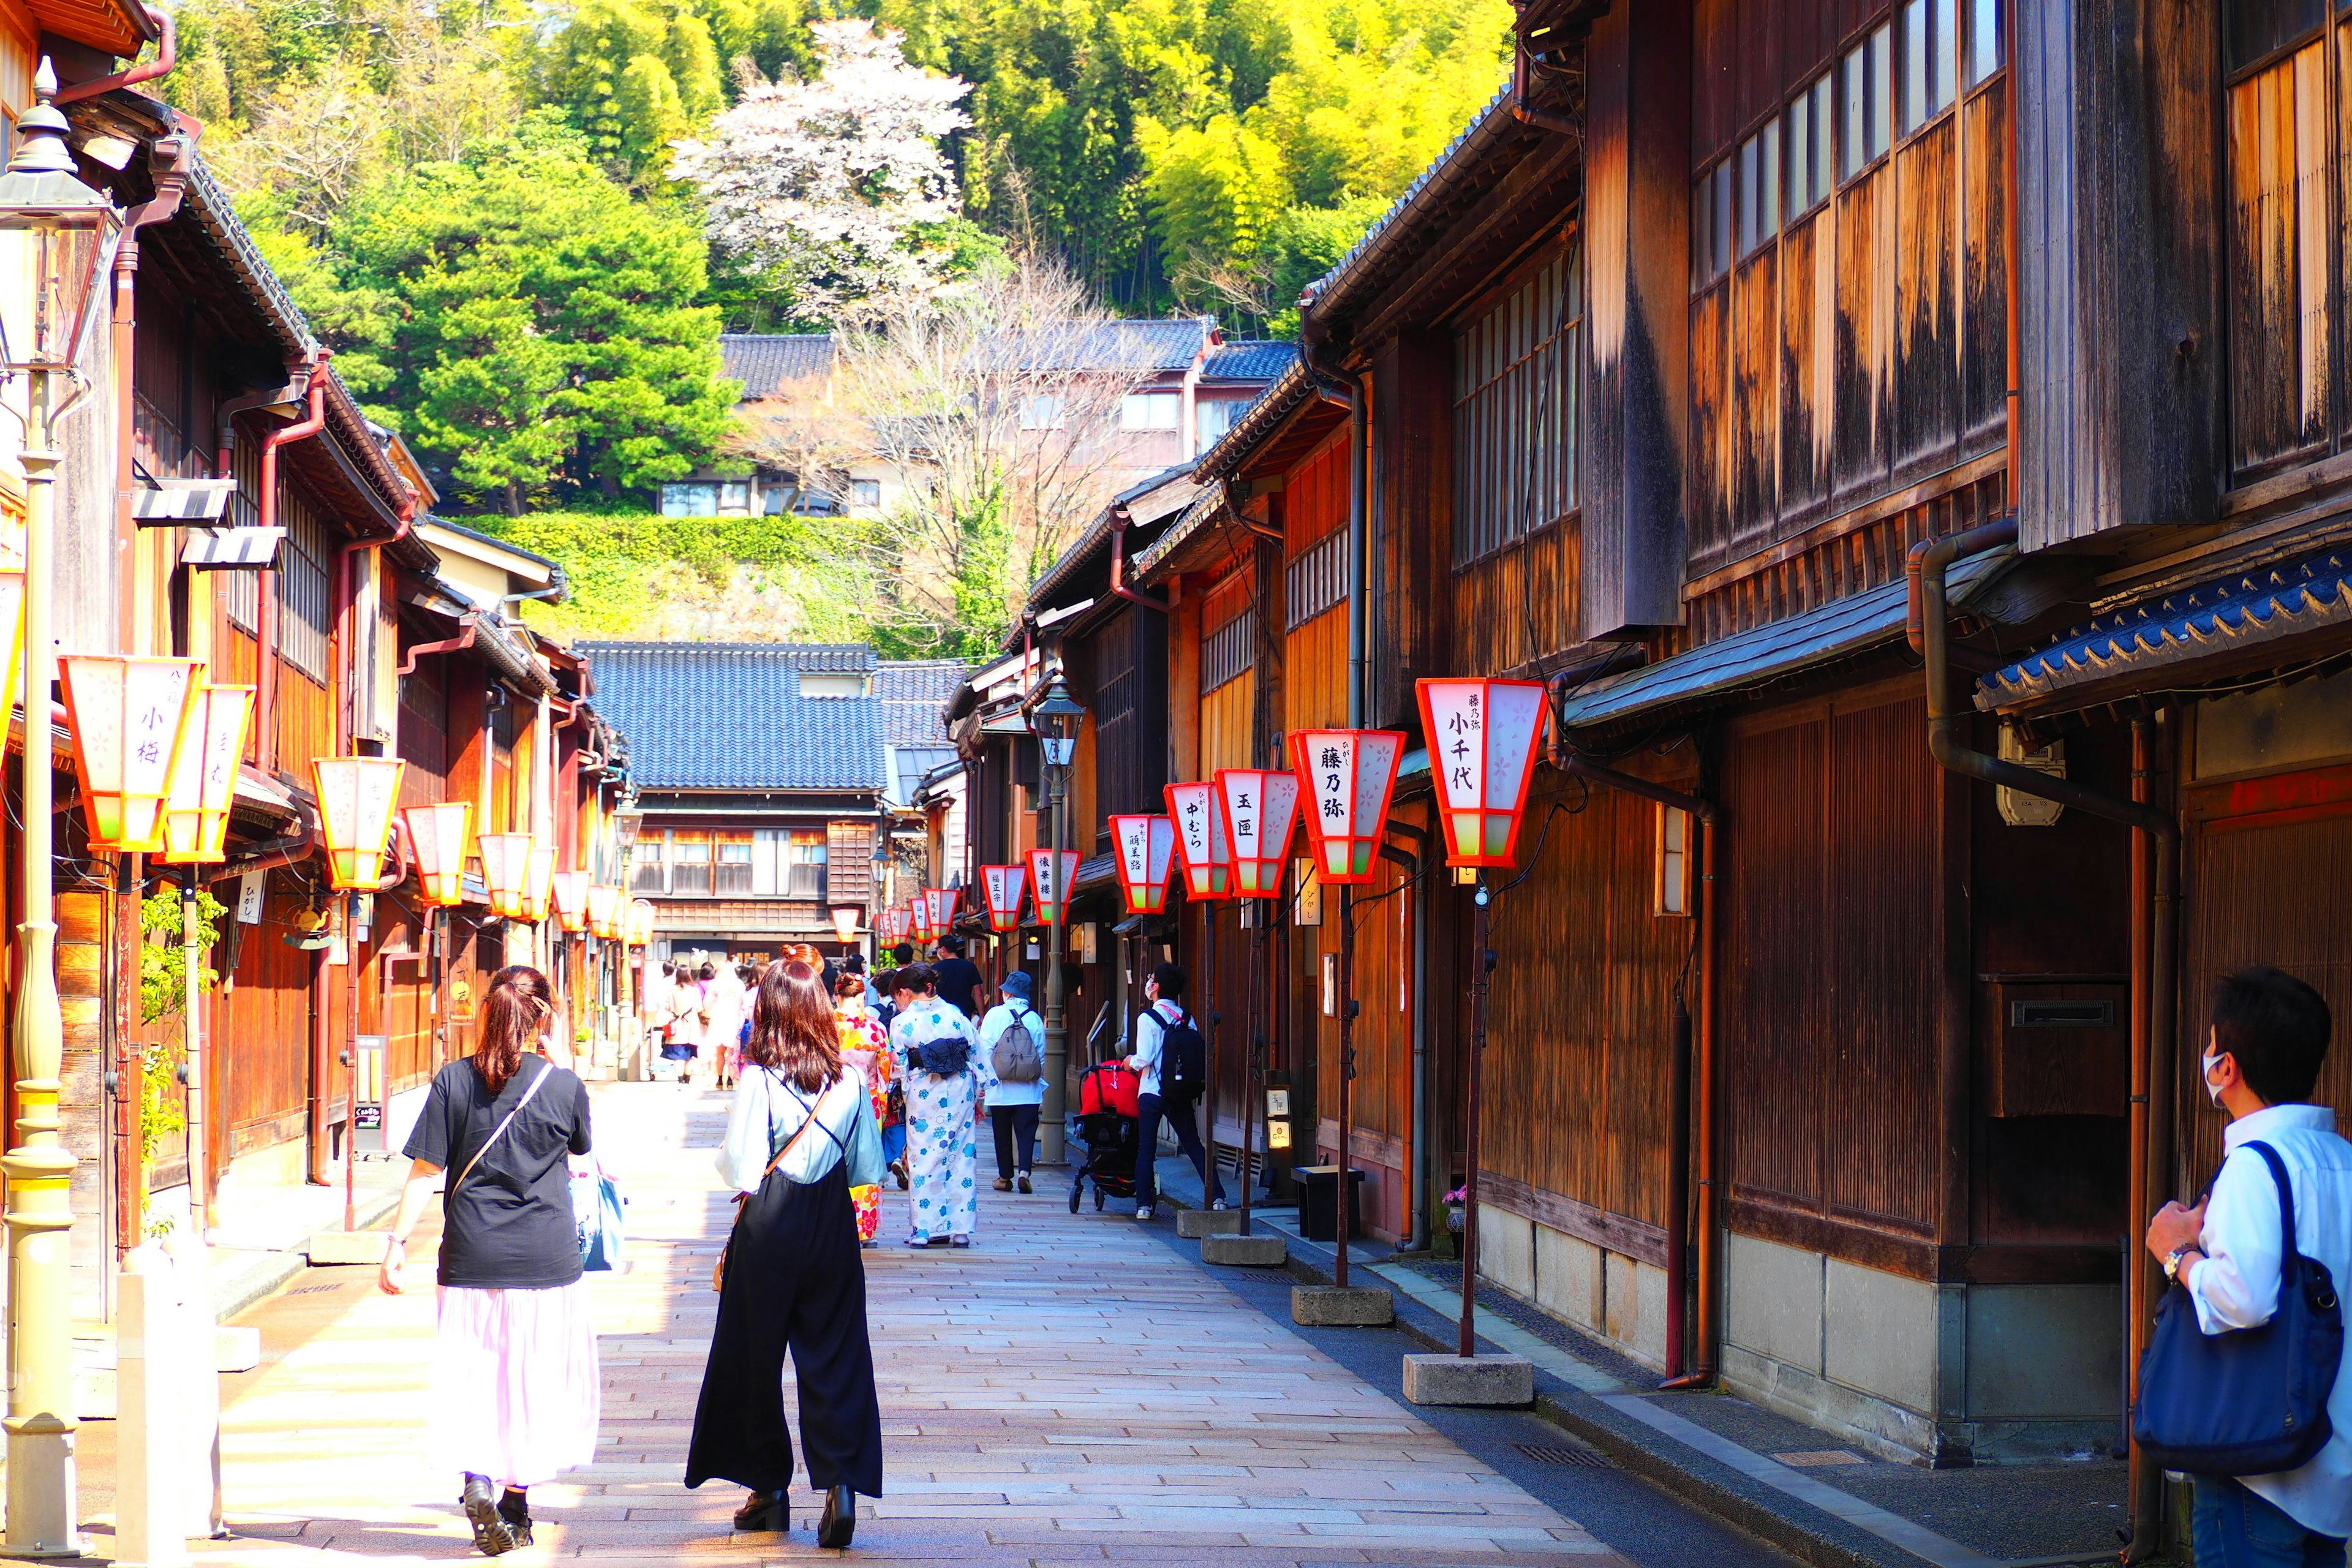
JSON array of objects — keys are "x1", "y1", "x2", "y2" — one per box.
[
  {"x1": 380, "y1": 966, "x2": 598, "y2": 1557},
  {"x1": 686, "y1": 959, "x2": 887, "y2": 1548}
]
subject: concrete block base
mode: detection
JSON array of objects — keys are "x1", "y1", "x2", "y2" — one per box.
[
  {"x1": 1292, "y1": 1285, "x2": 1393, "y2": 1326},
  {"x1": 216, "y1": 1325, "x2": 262, "y2": 1373},
  {"x1": 306, "y1": 1229, "x2": 391, "y2": 1265},
  {"x1": 1202, "y1": 1232, "x2": 1287, "y2": 1267},
  {"x1": 1402, "y1": 1352, "x2": 1534, "y2": 1406},
  {"x1": 1177, "y1": 1208, "x2": 1244, "y2": 1238}
]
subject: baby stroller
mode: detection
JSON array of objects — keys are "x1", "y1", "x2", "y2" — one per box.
[{"x1": 1070, "y1": 1059, "x2": 1142, "y2": 1213}]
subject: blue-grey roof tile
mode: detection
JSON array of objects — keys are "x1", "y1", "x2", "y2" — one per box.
[
  {"x1": 722, "y1": 334, "x2": 836, "y2": 398},
  {"x1": 575, "y1": 641, "x2": 885, "y2": 791},
  {"x1": 1204, "y1": 340, "x2": 1297, "y2": 382}
]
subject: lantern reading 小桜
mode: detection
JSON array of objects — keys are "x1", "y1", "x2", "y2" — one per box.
[
  {"x1": 1417, "y1": 677, "x2": 1550, "y2": 867},
  {"x1": 587, "y1": 883, "x2": 624, "y2": 940},
  {"x1": 1289, "y1": 729, "x2": 1406, "y2": 884},
  {"x1": 402, "y1": 802, "x2": 473, "y2": 907},
  {"x1": 1163, "y1": 782, "x2": 1232, "y2": 900},
  {"x1": 60, "y1": 654, "x2": 205, "y2": 851},
  {"x1": 159, "y1": 684, "x2": 254, "y2": 864},
  {"x1": 1027, "y1": 847, "x2": 1080, "y2": 925},
  {"x1": 1215, "y1": 767, "x2": 1302, "y2": 898},
  {"x1": 980, "y1": 864, "x2": 1028, "y2": 931},
  {"x1": 478, "y1": 832, "x2": 535, "y2": 919},
  {"x1": 311, "y1": 756, "x2": 408, "y2": 891},
  {"x1": 924, "y1": 886, "x2": 962, "y2": 936},
  {"x1": 551, "y1": 870, "x2": 592, "y2": 932},
  {"x1": 1110, "y1": 815, "x2": 1177, "y2": 915}
]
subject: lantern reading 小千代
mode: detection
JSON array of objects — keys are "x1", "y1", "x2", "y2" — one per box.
[
  {"x1": 1417, "y1": 677, "x2": 1550, "y2": 867},
  {"x1": 1109, "y1": 815, "x2": 1177, "y2": 915}
]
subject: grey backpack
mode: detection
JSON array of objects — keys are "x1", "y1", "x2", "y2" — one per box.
[{"x1": 991, "y1": 1008, "x2": 1043, "y2": 1084}]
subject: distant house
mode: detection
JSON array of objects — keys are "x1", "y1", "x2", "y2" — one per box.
[
  {"x1": 578, "y1": 642, "x2": 964, "y2": 963},
  {"x1": 667, "y1": 325, "x2": 1296, "y2": 520}
]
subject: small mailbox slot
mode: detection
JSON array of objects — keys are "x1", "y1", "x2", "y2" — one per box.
[{"x1": 2010, "y1": 999, "x2": 2117, "y2": 1030}]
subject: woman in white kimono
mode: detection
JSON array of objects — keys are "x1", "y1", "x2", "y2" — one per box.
[{"x1": 887, "y1": 963, "x2": 981, "y2": 1247}]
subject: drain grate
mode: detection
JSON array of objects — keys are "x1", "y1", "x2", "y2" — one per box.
[
  {"x1": 285, "y1": 1282, "x2": 343, "y2": 1296},
  {"x1": 1515, "y1": 1443, "x2": 1611, "y2": 1469}
]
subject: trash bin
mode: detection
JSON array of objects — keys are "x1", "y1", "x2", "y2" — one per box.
[{"x1": 1294, "y1": 1165, "x2": 1365, "y2": 1243}]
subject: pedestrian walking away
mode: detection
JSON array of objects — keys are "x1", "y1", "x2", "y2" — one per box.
[
  {"x1": 1127, "y1": 962, "x2": 1223, "y2": 1222},
  {"x1": 379, "y1": 965, "x2": 600, "y2": 1558},
  {"x1": 932, "y1": 935, "x2": 985, "y2": 1020},
  {"x1": 889, "y1": 962, "x2": 981, "y2": 1246},
  {"x1": 2143, "y1": 967, "x2": 2352, "y2": 1567},
  {"x1": 833, "y1": 970, "x2": 894, "y2": 1245},
  {"x1": 977, "y1": 970, "x2": 1045, "y2": 1192},
  {"x1": 686, "y1": 957, "x2": 886, "y2": 1549}
]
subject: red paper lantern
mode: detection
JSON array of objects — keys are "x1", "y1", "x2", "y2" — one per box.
[
  {"x1": 587, "y1": 883, "x2": 624, "y2": 939},
  {"x1": 1109, "y1": 815, "x2": 1177, "y2": 915},
  {"x1": 312, "y1": 756, "x2": 408, "y2": 891},
  {"x1": 1290, "y1": 729, "x2": 1406, "y2": 884},
  {"x1": 831, "y1": 906, "x2": 861, "y2": 946},
  {"x1": 521, "y1": 845, "x2": 554, "y2": 922},
  {"x1": 924, "y1": 886, "x2": 961, "y2": 935},
  {"x1": 1027, "y1": 846, "x2": 1080, "y2": 925},
  {"x1": 882, "y1": 907, "x2": 913, "y2": 946},
  {"x1": 60, "y1": 654, "x2": 205, "y2": 851},
  {"x1": 1163, "y1": 782, "x2": 1232, "y2": 900},
  {"x1": 1417, "y1": 677, "x2": 1551, "y2": 867},
  {"x1": 402, "y1": 801, "x2": 473, "y2": 907},
  {"x1": 909, "y1": 896, "x2": 937, "y2": 943},
  {"x1": 478, "y1": 832, "x2": 535, "y2": 919},
  {"x1": 1215, "y1": 767, "x2": 1300, "y2": 898},
  {"x1": 551, "y1": 870, "x2": 592, "y2": 932},
  {"x1": 979, "y1": 864, "x2": 1028, "y2": 930},
  {"x1": 159, "y1": 683, "x2": 254, "y2": 864}
]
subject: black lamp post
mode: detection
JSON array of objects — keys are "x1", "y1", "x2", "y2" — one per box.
[{"x1": 1031, "y1": 674, "x2": 1085, "y2": 1163}]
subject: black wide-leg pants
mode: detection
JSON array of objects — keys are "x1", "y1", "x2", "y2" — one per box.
[{"x1": 684, "y1": 1161, "x2": 883, "y2": 1496}]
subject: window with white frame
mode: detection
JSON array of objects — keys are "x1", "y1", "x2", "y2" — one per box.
[
  {"x1": 1120, "y1": 391, "x2": 1180, "y2": 431},
  {"x1": 788, "y1": 831, "x2": 828, "y2": 899},
  {"x1": 715, "y1": 831, "x2": 754, "y2": 894},
  {"x1": 1452, "y1": 243, "x2": 1581, "y2": 565}
]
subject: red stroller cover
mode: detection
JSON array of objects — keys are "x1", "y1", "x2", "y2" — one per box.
[{"x1": 1079, "y1": 1061, "x2": 1141, "y2": 1119}]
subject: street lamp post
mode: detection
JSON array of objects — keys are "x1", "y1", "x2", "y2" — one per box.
[
  {"x1": 1031, "y1": 675, "x2": 1085, "y2": 1163},
  {"x1": 0, "y1": 62, "x2": 126, "y2": 1556}
]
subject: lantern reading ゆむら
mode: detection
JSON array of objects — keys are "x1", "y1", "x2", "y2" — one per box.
[
  {"x1": 1417, "y1": 677, "x2": 1550, "y2": 867},
  {"x1": 1215, "y1": 767, "x2": 1301, "y2": 898},
  {"x1": 1163, "y1": 782, "x2": 1232, "y2": 900},
  {"x1": 980, "y1": 864, "x2": 1028, "y2": 931},
  {"x1": 1289, "y1": 729, "x2": 1406, "y2": 884},
  {"x1": 1110, "y1": 815, "x2": 1177, "y2": 915}
]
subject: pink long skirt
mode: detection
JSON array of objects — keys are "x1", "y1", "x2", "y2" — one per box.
[{"x1": 429, "y1": 1281, "x2": 601, "y2": 1487}]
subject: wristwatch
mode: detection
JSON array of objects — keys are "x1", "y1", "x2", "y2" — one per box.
[{"x1": 2163, "y1": 1245, "x2": 2199, "y2": 1282}]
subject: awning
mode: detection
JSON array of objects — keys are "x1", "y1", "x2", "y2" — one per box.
[
  {"x1": 1558, "y1": 546, "x2": 2015, "y2": 733},
  {"x1": 1977, "y1": 545, "x2": 2352, "y2": 713},
  {"x1": 1072, "y1": 851, "x2": 1117, "y2": 891}
]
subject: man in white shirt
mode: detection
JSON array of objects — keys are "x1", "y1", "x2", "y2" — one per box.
[
  {"x1": 1125, "y1": 962, "x2": 1225, "y2": 1223},
  {"x1": 2146, "y1": 966, "x2": 2350, "y2": 1565}
]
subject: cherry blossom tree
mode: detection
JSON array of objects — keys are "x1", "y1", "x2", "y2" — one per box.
[{"x1": 671, "y1": 20, "x2": 973, "y2": 319}]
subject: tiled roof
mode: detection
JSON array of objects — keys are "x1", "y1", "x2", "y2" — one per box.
[
  {"x1": 574, "y1": 641, "x2": 885, "y2": 792},
  {"x1": 1203, "y1": 340, "x2": 1297, "y2": 382},
  {"x1": 875, "y1": 660, "x2": 970, "y2": 744},
  {"x1": 998, "y1": 318, "x2": 1215, "y2": 374},
  {"x1": 721, "y1": 334, "x2": 836, "y2": 399}
]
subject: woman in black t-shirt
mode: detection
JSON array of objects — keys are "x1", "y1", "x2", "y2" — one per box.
[{"x1": 382, "y1": 965, "x2": 597, "y2": 1557}]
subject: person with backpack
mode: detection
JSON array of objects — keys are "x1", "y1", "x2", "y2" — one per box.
[
  {"x1": 887, "y1": 963, "x2": 981, "y2": 1247},
  {"x1": 2141, "y1": 967, "x2": 2350, "y2": 1565},
  {"x1": 1126, "y1": 962, "x2": 1224, "y2": 1222},
  {"x1": 977, "y1": 971, "x2": 1046, "y2": 1192}
]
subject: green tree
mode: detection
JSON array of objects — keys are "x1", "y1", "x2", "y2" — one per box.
[{"x1": 534, "y1": 0, "x2": 729, "y2": 179}]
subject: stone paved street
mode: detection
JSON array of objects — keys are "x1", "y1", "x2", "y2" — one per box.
[{"x1": 110, "y1": 1082, "x2": 1761, "y2": 1567}]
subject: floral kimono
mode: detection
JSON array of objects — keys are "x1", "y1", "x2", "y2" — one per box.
[
  {"x1": 891, "y1": 999, "x2": 980, "y2": 1242},
  {"x1": 837, "y1": 1005, "x2": 893, "y2": 1245}
]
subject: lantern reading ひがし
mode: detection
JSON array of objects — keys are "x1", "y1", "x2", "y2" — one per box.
[
  {"x1": 1163, "y1": 782, "x2": 1232, "y2": 900},
  {"x1": 159, "y1": 684, "x2": 254, "y2": 863},
  {"x1": 587, "y1": 883, "x2": 623, "y2": 939},
  {"x1": 1289, "y1": 729, "x2": 1406, "y2": 884},
  {"x1": 477, "y1": 832, "x2": 535, "y2": 919},
  {"x1": 1215, "y1": 767, "x2": 1301, "y2": 898},
  {"x1": 60, "y1": 654, "x2": 205, "y2": 851},
  {"x1": 402, "y1": 802, "x2": 473, "y2": 907},
  {"x1": 1110, "y1": 815, "x2": 1176, "y2": 915},
  {"x1": 551, "y1": 870, "x2": 592, "y2": 932},
  {"x1": 980, "y1": 864, "x2": 1028, "y2": 930},
  {"x1": 1417, "y1": 678, "x2": 1550, "y2": 867},
  {"x1": 312, "y1": 756, "x2": 407, "y2": 890},
  {"x1": 1027, "y1": 847, "x2": 1079, "y2": 925}
]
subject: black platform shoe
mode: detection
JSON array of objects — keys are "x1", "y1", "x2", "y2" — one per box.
[
  {"x1": 497, "y1": 1489, "x2": 533, "y2": 1548},
  {"x1": 817, "y1": 1483, "x2": 856, "y2": 1548},
  {"x1": 461, "y1": 1474, "x2": 518, "y2": 1556},
  {"x1": 733, "y1": 1490, "x2": 788, "y2": 1532}
]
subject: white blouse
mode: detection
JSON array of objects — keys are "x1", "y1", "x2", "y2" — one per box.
[{"x1": 714, "y1": 1065, "x2": 888, "y2": 1195}]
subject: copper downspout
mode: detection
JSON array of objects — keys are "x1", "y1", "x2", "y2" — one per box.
[
  {"x1": 397, "y1": 619, "x2": 478, "y2": 678},
  {"x1": 1109, "y1": 507, "x2": 1168, "y2": 612},
  {"x1": 1508, "y1": 21, "x2": 1581, "y2": 137},
  {"x1": 1549, "y1": 747, "x2": 1720, "y2": 1385},
  {"x1": 55, "y1": 5, "x2": 173, "y2": 104},
  {"x1": 257, "y1": 355, "x2": 326, "y2": 776}
]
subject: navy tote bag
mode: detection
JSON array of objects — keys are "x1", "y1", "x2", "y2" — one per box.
[{"x1": 2132, "y1": 1142, "x2": 2343, "y2": 1475}]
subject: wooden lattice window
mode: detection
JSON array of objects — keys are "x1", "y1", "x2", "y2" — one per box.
[{"x1": 1452, "y1": 243, "x2": 1580, "y2": 565}]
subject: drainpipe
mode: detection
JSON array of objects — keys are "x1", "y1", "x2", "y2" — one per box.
[
  {"x1": 334, "y1": 489, "x2": 415, "y2": 752},
  {"x1": 1381, "y1": 820, "x2": 1432, "y2": 1251},
  {"x1": 1911, "y1": 522, "x2": 2179, "y2": 1557},
  {"x1": 1508, "y1": 18, "x2": 1581, "y2": 137},
  {"x1": 397, "y1": 619, "x2": 478, "y2": 678},
  {"x1": 56, "y1": 5, "x2": 174, "y2": 103},
  {"x1": 1109, "y1": 506, "x2": 1168, "y2": 612},
  {"x1": 257, "y1": 354, "x2": 326, "y2": 775},
  {"x1": 1550, "y1": 744, "x2": 1720, "y2": 1386}
]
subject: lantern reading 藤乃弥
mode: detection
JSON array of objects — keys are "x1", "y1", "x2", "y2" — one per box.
[
  {"x1": 1027, "y1": 847, "x2": 1079, "y2": 925},
  {"x1": 159, "y1": 684, "x2": 254, "y2": 864},
  {"x1": 402, "y1": 802, "x2": 473, "y2": 907},
  {"x1": 980, "y1": 864, "x2": 1028, "y2": 931},
  {"x1": 1163, "y1": 782, "x2": 1232, "y2": 900},
  {"x1": 1289, "y1": 729, "x2": 1406, "y2": 884},
  {"x1": 477, "y1": 832, "x2": 535, "y2": 919},
  {"x1": 1109, "y1": 815, "x2": 1177, "y2": 915},
  {"x1": 551, "y1": 870, "x2": 592, "y2": 932},
  {"x1": 1417, "y1": 677, "x2": 1550, "y2": 867},
  {"x1": 61, "y1": 654, "x2": 205, "y2": 851},
  {"x1": 1215, "y1": 767, "x2": 1301, "y2": 899},
  {"x1": 312, "y1": 756, "x2": 408, "y2": 890}
]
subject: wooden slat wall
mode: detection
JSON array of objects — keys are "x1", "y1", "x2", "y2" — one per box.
[
  {"x1": 2228, "y1": 43, "x2": 2330, "y2": 473},
  {"x1": 220, "y1": 880, "x2": 318, "y2": 1158},
  {"x1": 1200, "y1": 568, "x2": 1257, "y2": 774},
  {"x1": 1450, "y1": 523, "x2": 1583, "y2": 676},
  {"x1": 1282, "y1": 436, "x2": 1351, "y2": 736}
]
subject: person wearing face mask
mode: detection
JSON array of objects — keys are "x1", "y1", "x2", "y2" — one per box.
[
  {"x1": 2144, "y1": 967, "x2": 2351, "y2": 1566},
  {"x1": 1125, "y1": 963, "x2": 1223, "y2": 1223}
]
